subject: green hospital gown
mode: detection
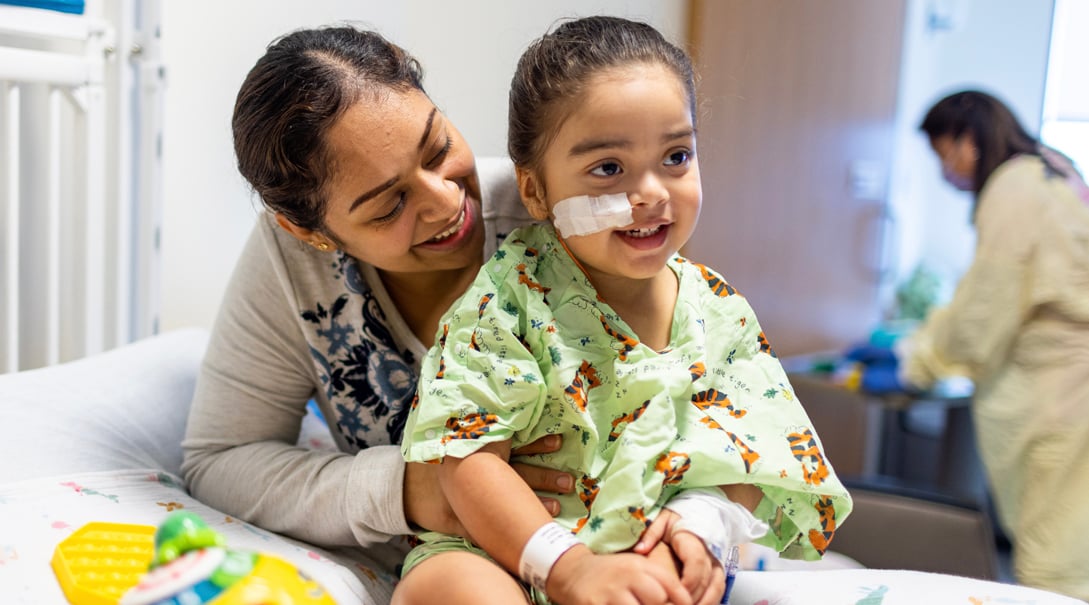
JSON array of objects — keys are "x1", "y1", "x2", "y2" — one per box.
[{"x1": 401, "y1": 223, "x2": 852, "y2": 574}]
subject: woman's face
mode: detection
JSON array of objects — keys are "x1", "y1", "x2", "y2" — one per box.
[
  {"x1": 313, "y1": 88, "x2": 484, "y2": 275},
  {"x1": 930, "y1": 134, "x2": 977, "y2": 191}
]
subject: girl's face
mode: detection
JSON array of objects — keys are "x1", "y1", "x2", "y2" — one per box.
[
  {"x1": 283, "y1": 88, "x2": 485, "y2": 275},
  {"x1": 930, "y1": 133, "x2": 977, "y2": 191},
  {"x1": 520, "y1": 63, "x2": 701, "y2": 284}
]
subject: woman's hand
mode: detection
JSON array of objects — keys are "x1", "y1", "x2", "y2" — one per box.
[
  {"x1": 510, "y1": 434, "x2": 574, "y2": 515},
  {"x1": 403, "y1": 435, "x2": 573, "y2": 535}
]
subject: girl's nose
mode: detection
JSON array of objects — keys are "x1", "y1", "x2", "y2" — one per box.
[{"x1": 628, "y1": 171, "x2": 669, "y2": 207}]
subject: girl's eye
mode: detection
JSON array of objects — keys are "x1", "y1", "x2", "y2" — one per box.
[
  {"x1": 372, "y1": 193, "x2": 406, "y2": 225},
  {"x1": 590, "y1": 162, "x2": 622, "y2": 177},
  {"x1": 665, "y1": 150, "x2": 690, "y2": 166}
]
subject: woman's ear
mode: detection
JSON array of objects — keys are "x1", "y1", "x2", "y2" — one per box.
[
  {"x1": 274, "y1": 213, "x2": 336, "y2": 252},
  {"x1": 516, "y1": 167, "x2": 550, "y2": 221}
]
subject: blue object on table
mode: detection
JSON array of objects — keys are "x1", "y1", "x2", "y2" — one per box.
[
  {"x1": 0, "y1": 0, "x2": 85, "y2": 14},
  {"x1": 844, "y1": 343, "x2": 905, "y2": 395},
  {"x1": 859, "y1": 364, "x2": 905, "y2": 394}
]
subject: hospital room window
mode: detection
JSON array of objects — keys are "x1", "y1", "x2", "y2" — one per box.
[{"x1": 1041, "y1": 0, "x2": 1089, "y2": 172}]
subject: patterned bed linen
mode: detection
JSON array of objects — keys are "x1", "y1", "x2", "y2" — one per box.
[{"x1": 0, "y1": 469, "x2": 398, "y2": 604}]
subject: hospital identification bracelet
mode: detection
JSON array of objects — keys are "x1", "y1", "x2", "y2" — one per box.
[{"x1": 518, "y1": 522, "x2": 582, "y2": 593}]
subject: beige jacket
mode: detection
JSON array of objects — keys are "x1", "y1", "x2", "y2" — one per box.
[{"x1": 902, "y1": 154, "x2": 1089, "y2": 600}]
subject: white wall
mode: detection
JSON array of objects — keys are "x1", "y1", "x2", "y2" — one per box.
[
  {"x1": 158, "y1": 1, "x2": 685, "y2": 331},
  {"x1": 884, "y1": 0, "x2": 1053, "y2": 307}
]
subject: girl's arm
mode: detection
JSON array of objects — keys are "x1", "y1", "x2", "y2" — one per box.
[
  {"x1": 437, "y1": 440, "x2": 552, "y2": 564},
  {"x1": 438, "y1": 440, "x2": 692, "y2": 605}
]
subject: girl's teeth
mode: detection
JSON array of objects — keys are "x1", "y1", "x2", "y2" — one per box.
[{"x1": 626, "y1": 225, "x2": 661, "y2": 238}]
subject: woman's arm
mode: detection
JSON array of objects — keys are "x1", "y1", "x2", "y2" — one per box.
[
  {"x1": 184, "y1": 218, "x2": 574, "y2": 547},
  {"x1": 182, "y1": 219, "x2": 402, "y2": 547}
]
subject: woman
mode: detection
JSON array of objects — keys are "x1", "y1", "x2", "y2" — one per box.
[
  {"x1": 901, "y1": 89, "x2": 1089, "y2": 600},
  {"x1": 180, "y1": 25, "x2": 567, "y2": 595},
  {"x1": 181, "y1": 24, "x2": 729, "y2": 603}
]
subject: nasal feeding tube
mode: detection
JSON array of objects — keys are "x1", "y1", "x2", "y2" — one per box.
[{"x1": 551, "y1": 193, "x2": 633, "y2": 238}]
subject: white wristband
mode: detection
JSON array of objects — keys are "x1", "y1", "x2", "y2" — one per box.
[{"x1": 518, "y1": 522, "x2": 581, "y2": 593}]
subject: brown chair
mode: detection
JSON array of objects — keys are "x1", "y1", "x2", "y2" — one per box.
[{"x1": 830, "y1": 478, "x2": 1000, "y2": 580}]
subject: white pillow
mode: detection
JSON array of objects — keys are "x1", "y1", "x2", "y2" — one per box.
[{"x1": 0, "y1": 329, "x2": 208, "y2": 482}]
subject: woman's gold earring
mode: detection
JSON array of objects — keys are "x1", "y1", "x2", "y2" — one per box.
[{"x1": 312, "y1": 240, "x2": 330, "y2": 251}]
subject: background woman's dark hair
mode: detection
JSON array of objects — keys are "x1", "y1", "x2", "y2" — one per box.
[
  {"x1": 919, "y1": 89, "x2": 1059, "y2": 198},
  {"x1": 233, "y1": 26, "x2": 424, "y2": 233},
  {"x1": 508, "y1": 15, "x2": 696, "y2": 171}
]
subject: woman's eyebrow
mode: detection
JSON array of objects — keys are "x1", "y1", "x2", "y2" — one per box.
[
  {"x1": 349, "y1": 107, "x2": 439, "y2": 214},
  {"x1": 418, "y1": 107, "x2": 438, "y2": 150},
  {"x1": 349, "y1": 177, "x2": 398, "y2": 213}
]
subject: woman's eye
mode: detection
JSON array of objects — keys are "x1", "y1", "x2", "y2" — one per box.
[
  {"x1": 590, "y1": 162, "x2": 622, "y2": 177},
  {"x1": 372, "y1": 194, "x2": 406, "y2": 225},
  {"x1": 665, "y1": 150, "x2": 690, "y2": 166},
  {"x1": 428, "y1": 136, "x2": 453, "y2": 168}
]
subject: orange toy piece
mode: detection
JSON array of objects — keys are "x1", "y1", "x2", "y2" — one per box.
[{"x1": 51, "y1": 522, "x2": 157, "y2": 605}]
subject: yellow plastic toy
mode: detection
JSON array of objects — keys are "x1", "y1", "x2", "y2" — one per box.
[
  {"x1": 52, "y1": 512, "x2": 337, "y2": 605},
  {"x1": 51, "y1": 521, "x2": 157, "y2": 605}
]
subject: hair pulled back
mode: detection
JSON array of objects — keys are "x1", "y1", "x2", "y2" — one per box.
[
  {"x1": 508, "y1": 15, "x2": 696, "y2": 170},
  {"x1": 919, "y1": 90, "x2": 1048, "y2": 197},
  {"x1": 233, "y1": 26, "x2": 424, "y2": 231}
]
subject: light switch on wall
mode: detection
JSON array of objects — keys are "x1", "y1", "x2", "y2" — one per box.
[{"x1": 848, "y1": 160, "x2": 888, "y2": 201}]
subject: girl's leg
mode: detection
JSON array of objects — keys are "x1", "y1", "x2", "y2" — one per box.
[{"x1": 392, "y1": 551, "x2": 531, "y2": 605}]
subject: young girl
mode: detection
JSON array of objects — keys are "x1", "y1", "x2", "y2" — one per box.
[{"x1": 397, "y1": 16, "x2": 852, "y2": 605}]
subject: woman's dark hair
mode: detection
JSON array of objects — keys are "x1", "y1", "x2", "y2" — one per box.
[
  {"x1": 919, "y1": 90, "x2": 1058, "y2": 197},
  {"x1": 508, "y1": 15, "x2": 696, "y2": 171},
  {"x1": 233, "y1": 26, "x2": 425, "y2": 232}
]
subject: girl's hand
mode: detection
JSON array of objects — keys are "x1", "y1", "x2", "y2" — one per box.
[
  {"x1": 634, "y1": 509, "x2": 725, "y2": 605},
  {"x1": 669, "y1": 531, "x2": 725, "y2": 605},
  {"x1": 403, "y1": 434, "x2": 572, "y2": 535},
  {"x1": 548, "y1": 546, "x2": 692, "y2": 605}
]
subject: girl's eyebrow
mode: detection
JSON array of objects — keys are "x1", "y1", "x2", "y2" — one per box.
[
  {"x1": 663, "y1": 127, "x2": 696, "y2": 142},
  {"x1": 568, "y1": 137, "x2": 629, "y2": 157},
  {"x1": 568, "y1": 127, "x2": 696, "y2": 158}
]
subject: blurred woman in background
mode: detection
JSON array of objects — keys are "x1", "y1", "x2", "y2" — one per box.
[{"x1": 900, "y1": 89, "x2": 1089, "y2": 600}]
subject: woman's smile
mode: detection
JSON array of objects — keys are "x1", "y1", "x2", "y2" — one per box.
[
  {"x1": 429, "y1": 205, "x2": 467, "y2": 242},
  {"x1": 417, "y1": 194, "x2": 476, "y2": 251}
]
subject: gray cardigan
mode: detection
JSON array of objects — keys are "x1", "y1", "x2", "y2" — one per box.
[{"x1": 181, "y1": 158, "x2": 529, "y2": 549}]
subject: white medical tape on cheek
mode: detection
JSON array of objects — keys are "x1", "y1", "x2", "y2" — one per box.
[{"x1": 551, "y1": 192, "x2": 633, "y2": 238}]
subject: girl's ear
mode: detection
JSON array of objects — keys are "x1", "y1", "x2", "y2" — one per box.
[{"x1": 516, "y1": 167, "x2": 550, "y2": 221}]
